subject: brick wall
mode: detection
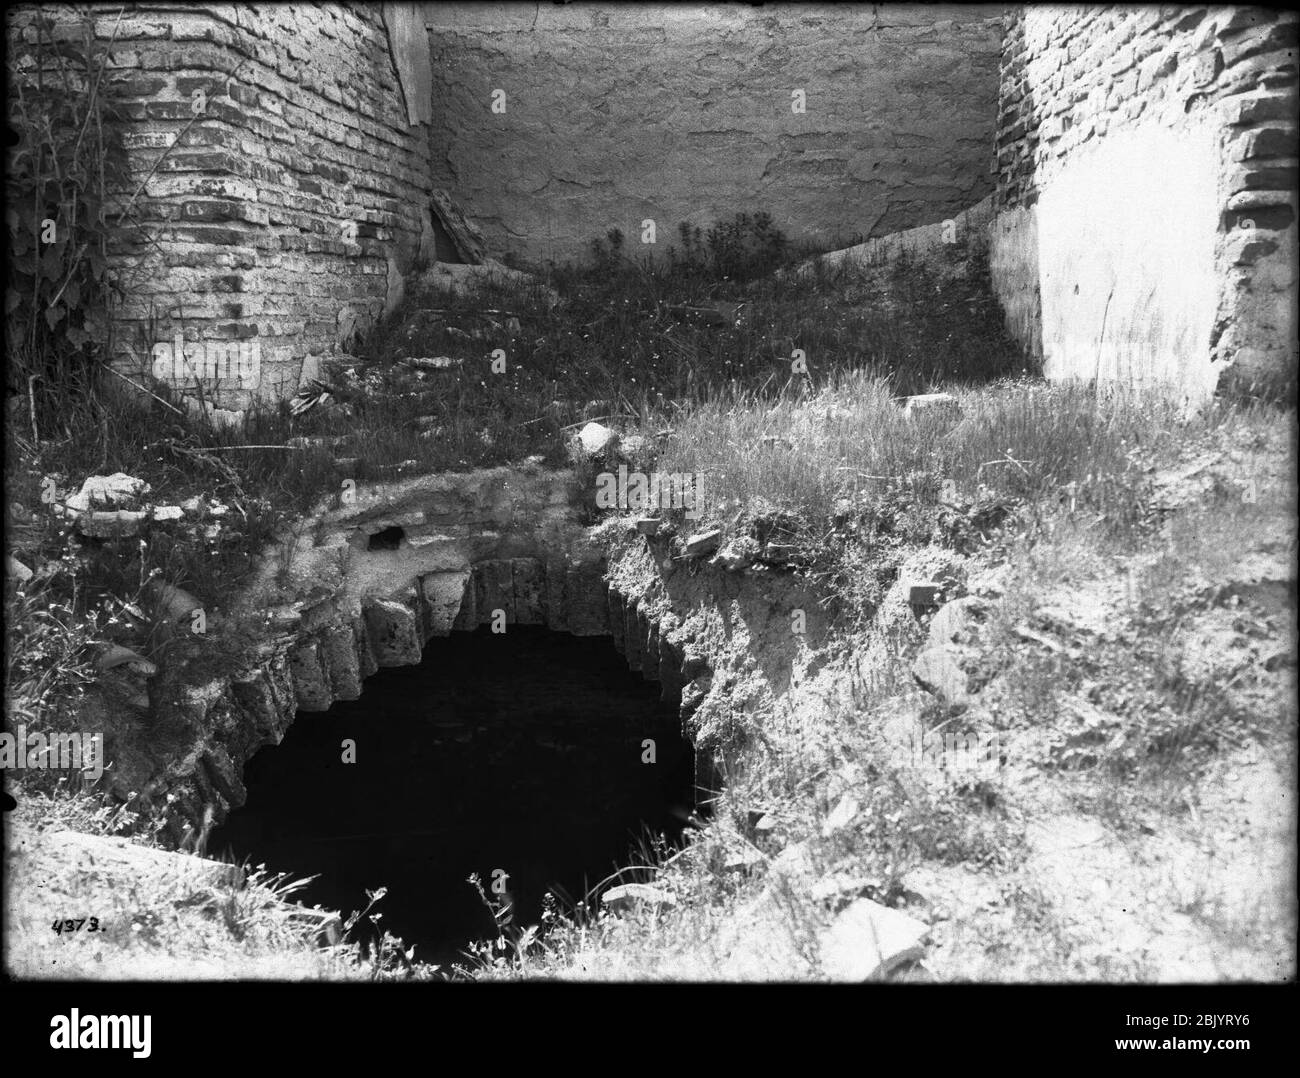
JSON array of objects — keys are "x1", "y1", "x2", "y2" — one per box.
[
  {"x1": 9, "y1": 3, "x2": 435, "y2": 414},
  {"x1": 422, "y1": 2, "x2": 1005, "y2": 264},
  {"x1": 990, "y1": 5, "x2": 1298, "y2": 399}
]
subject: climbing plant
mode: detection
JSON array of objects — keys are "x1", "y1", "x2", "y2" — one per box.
[{"x1": 5, "y1": 10, "x2": 133, "y2": 436}]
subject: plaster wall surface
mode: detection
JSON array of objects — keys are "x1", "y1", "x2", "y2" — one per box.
[
  {"x1": 423, "y1": 2, "x2": 1005, "y2": 263},
  {"x1": 992, "y1": 5, "x2": 1298, "y2": 399}
]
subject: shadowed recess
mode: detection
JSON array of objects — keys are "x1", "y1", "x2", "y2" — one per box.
[{"x1": 211, "y1": 626, "x2": 698, "y2": 966}]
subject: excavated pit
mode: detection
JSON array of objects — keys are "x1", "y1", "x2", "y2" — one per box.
[{"x1": 211, "y1": 625, "x2": 701, "y2": 965}]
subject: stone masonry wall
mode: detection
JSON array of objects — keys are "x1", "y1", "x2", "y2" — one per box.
[
  {"x1": 990, "y1": 5, "x2": 1298, "y2": 399},
  {"x1": 422, "y1": 2, "x2": 1005, "y2": 264},
  {"x1": 9, "y1": 3, "x2": 435, "y2": 414},
  {"x1": 107, "y1": 464, "x2": 718, "y2": 841}
]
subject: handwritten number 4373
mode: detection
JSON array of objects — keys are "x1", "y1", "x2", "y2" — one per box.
[{"x1": 52, "y1": 918, "x2": 101, "y2": 934}]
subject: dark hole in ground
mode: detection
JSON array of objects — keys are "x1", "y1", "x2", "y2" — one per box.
[
  {"x1": 367, "y1": 526, "x2": 405, "y2": 551},
  {"x1": 211, "y1": 626, "x2": 702, "y2": 968}
]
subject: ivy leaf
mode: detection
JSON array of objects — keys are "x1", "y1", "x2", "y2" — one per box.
[{"x1": 44, "y1": 304, "x2": 65, "y2": 330}]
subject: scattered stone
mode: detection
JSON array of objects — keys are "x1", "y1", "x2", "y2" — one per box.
[
  {"x1": 144, "y1": 581, "x2": 204, "y2": 644},
  {"x1": 208, "y1": 406, "x2": 247, "y2": 430},
  {"x1": 297, "y1": 352, "x2": 325, "y2": 391},
  {"x1": 912, "y1": 646, "x2": 971, "y2": 705},
  {"x1": 66, "y1": 473, "x2": 150, "y2": 512},
  {"x1": 819, "y1": 898, "x2": 930, "y2": 980},
  {"x1": 768, "y1": 840, "x2": 815, "y2": 883},
  {"x1": 180, "y1": 496, "x2": 203, "y2": 514},
  {"x1": 762, "y1": 542, "x2": 799, "y2": 564},
  {"x1": 406, "y1": 356, "x2": 460, "y2": 370},
  {"x1": 44, "y1": 830, "x2": 243, "y2": 890},
  {"x1": 601, "y1": 883, "x2": 677, "y2": 912},
  {"x1": 151, "y1": 505, "x2": 183, "y2": 522},
  {"x1": 683, "y1": 528, "x2": 722, "y2": 557},
  {"x1": 148, "y1": 581, "x2": 203, "y2": 623},
  {"x1": 901, "y1": 393, "x2": 962, "y2": 418},
  {"x1": 576, "y1": 421, "x2": 618, "y2": 457},
  {"x1": 716, "y1": 535, "x2": 760, "y2": 571},
  {"x1": 928, "y1": 596, "x2": 989, "y2": 646},
  {"x1": 266, "y1": 605, "x2": 303, "y2": 632},
  {"x1": 97, "y1": 645, "x2": 157, "y2": 677},
  {"x1": 618, "y1": 433, "x2": 649, "y2": 463},
  {"x1": 723, "y1": 846, "x2": 767, "y2": 873},
  {"x1": 416, "y1": 258, "x2": 561, "y2": 305},
  {"x1": 76, "y1": 509, "x2": 149, "y2": 538},
  {"x1": 820, "y1": 793, "x2": 861, "y2": 837},
  {"x1": 6, "y1": 554, "x2": 32, "y2": 583},
  {"x1": 1013, "y1": 622, "x2": 1066, "y2": 653}
]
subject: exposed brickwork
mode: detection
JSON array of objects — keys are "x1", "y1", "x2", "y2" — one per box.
[
  {"x1": 9, "y1": 3, "x2": 434, "y2": 411},
  {"x1": 992, "y1": 5, "x2": 1298, "y2": 397}
]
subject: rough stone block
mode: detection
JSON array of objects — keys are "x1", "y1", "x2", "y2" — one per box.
[
  {"x1": 475, "y1": 559, "x2": 514, "y2": 627},
  {"x1": 683, "y1": 529, "x2": 722, "y2": 557},
  {"x1": 451, "y1": 570, "x2": 478, "y2": 632},
  {"x1": 912, "y1": 646, "x2": 972, "y2": 706},
  {"x1": 623, "y1": 597, "x2": 643, "y2": 670},
  {"x1": 601, "y1": 883, "x2": 677, "y2": 912},
  {"x1": 362, "y1": 596, "x2": 422, "y2": 667},
  {"x1": 513, "y1": 558, "x2": 545, "y2": 625},
  {"x1": 607, "y1": 589, "x2": 625, "y2": 650},
  {"x1": 45, "y1": 830, "x2": 245, "y2": 890},
  {"x1": 288, "y1": 639, "x2": 333, "y2": 711},
  {"x1": 544, "y1": 558, "x2": 569, "y2": 633},
  {"x1": 421, "y1": 570, "x2": 472, "y2": 637},
  {"x1": 230, "y1": 667, "x2": 291, "y2": 746},
  {"x1": 564, "y1": 561, "x2": 609, "y2": 636},
  {"x1": 202, "y1": 745, "x2": 246, "y2": 808},
  {"x1": 353, "y1": 612, "x2": 378, "y2": 680},
  {"x1": 819, "y1": 898, "x2": 930, "y2": 980},
  {"x1": 321, "y1": 621, "x2": 362, "y2": 701}
]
